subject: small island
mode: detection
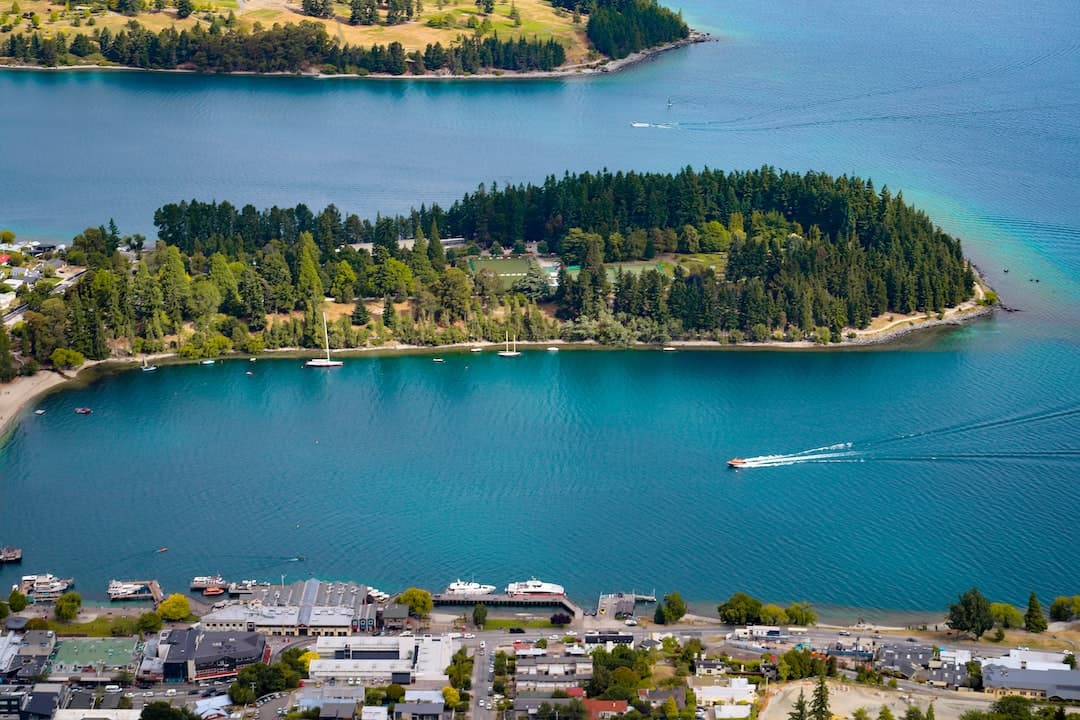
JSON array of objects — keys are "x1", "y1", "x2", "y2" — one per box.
[
  {"x1": 0, "y1": 0, "x2": 703, "y2": 76},
  {"x1": 0, "y1": 166, "x2": 996, "y2": 413}
]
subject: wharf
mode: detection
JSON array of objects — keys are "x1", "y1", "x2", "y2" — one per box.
[
  {"x1": 109, "y1": 580, "x2": 165, "y2": 604},
  {"x1": 596, "y1": 591, "x2": 657, "y2": 619},
  {"x1": 432, "y1": 593, "x2": 583, "y2": 621}
]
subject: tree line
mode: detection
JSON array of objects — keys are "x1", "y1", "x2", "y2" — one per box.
[
  {"x1": 1, "y1": 20, "x2": 564, "y2": 74},
  {"x1": 550, "y1": 0, "x2": 689, "y2": 59},
  {"x1": 1, "y1": 166, "x2": 978, "y2": 376}
]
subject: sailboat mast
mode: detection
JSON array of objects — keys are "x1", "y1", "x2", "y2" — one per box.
[{"x1": 323, "y1": 312, "x2": 331, "y2": 361}]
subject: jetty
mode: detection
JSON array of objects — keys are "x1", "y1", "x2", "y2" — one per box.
[
  {"x1": 108, "y1": 580, "x2": 165, "y2": 604},
  {"x1": 431, "y1": 593, "x2": 584, "y2": 622},
  {"x1": 596, "y1": 591, "x2": 656, "y2": 618}
]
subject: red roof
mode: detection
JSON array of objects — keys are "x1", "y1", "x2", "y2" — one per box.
[
  {"x1": 0, "y1": 255, "x2": 10, "y2": 265},
  {"x1": 566, "y1": 688, "x2": 586, "y2": 698},
  {"x1": 582, "y1": 699, "x2": 628, "y2": 720}
]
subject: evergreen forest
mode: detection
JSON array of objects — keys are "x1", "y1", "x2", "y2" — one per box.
[{"x1": 1, "y1": 167, "x2": 978, "y2": 376}]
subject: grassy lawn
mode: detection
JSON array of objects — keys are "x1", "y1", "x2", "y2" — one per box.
[
  {"x1": 673, "y1": 252, "x2": 728, "y2": 275},
  {"x1": 2, "y1": 0, "x2": 589, "y2": 62}
]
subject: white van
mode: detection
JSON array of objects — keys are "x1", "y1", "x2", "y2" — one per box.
[
  {"x1": 104, "y1": 685, "x2": 122, "y2": 694},
  {"x1": 165, "y1": 689, "x2": 177, "y2": 697}
]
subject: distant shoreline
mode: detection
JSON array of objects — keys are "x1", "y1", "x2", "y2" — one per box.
[{"x1": 0, "y1": 30, "x2": 712, "y2": 81}]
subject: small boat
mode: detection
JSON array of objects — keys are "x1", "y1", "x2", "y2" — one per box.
[
  {"x1": 631, "y1": 122, "x2": 650, "y2": 128},
  {"x1": 498, "y1": 332, "x2": 521, "y2": 358},
  {"x1": 156, "y1": 547, "x2": 169, "y2": 553},
  {"x1": 0, "y1": 547, "x2": 22, "y2": 563},
  {"x1": 249, "y1": 357, "x2": 257, "y2": 362},
  {"x1": 306, "y1": 312, "x2": 344, "y2": 368},
  {"x1": 433, "y1": 358, "x2": 444, "y2": 363},
  {"x1": 34, "y1": 409, "x2": 45, "y2": 415},
  {"x1": 200, "y1": 359, "x2": 215, "y2": 365},
  {"x1": 246, "y1": 371, "x2": 254, "y2": 376},
  {"x1": 203, "y1": 586, "x2": 225, "y2": 596},
  {"x1": 75, "y1": 407, "x2": 92, "y2": 415},
  {"x1": 470, "y1": 347, "x2": 483, "y2": 353},
  {"x1": 662, "y1": 346, "x2": 676, "y2": 352},
  {"x1": 546, "y1": 346, "x2": 559, "y2": 352},
  {"x1": 727, "y1": 458, "x2": 747, "y2": 469},
  {"x1": 141, "y1": 358, "x2": 157, "y2": 372}
]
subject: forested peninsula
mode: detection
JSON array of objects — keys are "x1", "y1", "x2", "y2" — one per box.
[
  {"x1": 0, "y1": 167, "x2": 989, "y2": 379},
  {"x1": 0, "y1": 0, "x2": 693, "y2": 76}
]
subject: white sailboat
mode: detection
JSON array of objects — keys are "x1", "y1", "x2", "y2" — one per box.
[
  {"x1": 305, "y1": 312, "x2": 344, "y2": 368},
  {"x1": 498, "y1": 331, "x2": 521, "y2": 357}
]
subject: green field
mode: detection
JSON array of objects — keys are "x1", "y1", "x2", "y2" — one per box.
[{"x1": 468, "y1": 257, "x2": 535, "y2": 289}]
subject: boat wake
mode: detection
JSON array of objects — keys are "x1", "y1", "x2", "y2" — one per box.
[{"x1": 733, "y1": 442, "x2": 858, "y2": 468}]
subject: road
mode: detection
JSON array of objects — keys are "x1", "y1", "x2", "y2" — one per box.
[{"x1": 2, "y1": 268, "x2": 86, "y2": 327}]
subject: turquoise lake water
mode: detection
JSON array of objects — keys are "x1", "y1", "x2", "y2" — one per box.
[{"x1": 2, "y1": 0, "x2": 1079, "y2": 611}]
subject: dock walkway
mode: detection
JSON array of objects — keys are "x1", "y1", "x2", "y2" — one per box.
[
  {"x1": 109, "y1": 580, "x2": 165, "y2": 604},
  {"x1": 432, "y1": 593, "x2": 583, "y2": 621}
]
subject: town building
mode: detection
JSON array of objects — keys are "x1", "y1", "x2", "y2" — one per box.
[
  {"x1": 152, "y1": 628, "x2": 268, "y2": 683},
  {"x1": 982, "y1": 666, "x2": 1080, "y2": 700},
  {"x1": 695, "y1": 659, "x2": 726, "y2": 677},
  {"x1": 509, "y1": 698, "x2": 575, "y2": 720},
  {"x1": 200, "y1": 579, "x2": 379, "y2": 637},
  {"x1": 390, "y1": 703, "x2": 447, "y2": 720},
  {"x1": 306, "y1": 635, "x2": 455, "y2": 687},
  {"x1": 691, "y1": 679, "x2": 755, "y2": 706},
  {"x1": 514, "y1": 656, "x2": 593, "y2": 692},
  {"x1": 637, "y1": 687, "x2": 686, "y2": 710},
  {"x1": 582, "y1": 633, "x2": 634, "y2": 652}
]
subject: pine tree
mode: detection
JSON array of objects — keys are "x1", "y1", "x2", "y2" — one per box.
[
  {"x1": 351, "y1": 301, "x2": 370, "y2": 326},
  {"x1": 382, "y1": 296, "x2": 396, "y2": 332},
  {"x1": 925, "y1": 705, "x2": 935, "y2": 720},
  {"x1": 0, "y1": 323, "x2": 16, "y2": 382},
  {"x1": 788, "y1": 690, "x2": 808, "y2": 720},
  {"x1": 810, "y1": 675, "x2": 830, "y2": 720},
  {"x1": 1024, "y1": 592, "x2": 1048, "y2": 633}
]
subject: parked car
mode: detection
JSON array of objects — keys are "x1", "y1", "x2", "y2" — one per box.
[{"x1": 508, "y1": 627, "x2": 525, "y2": 634}]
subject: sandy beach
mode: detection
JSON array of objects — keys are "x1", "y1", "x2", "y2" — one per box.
[{"x1": 0, "y1": 370, "x2": 72, "y2": 442}]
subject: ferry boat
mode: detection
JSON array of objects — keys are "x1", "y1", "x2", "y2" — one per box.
[
  {"x1": 75, "y1": 407, "x2": 92, "y2": 415},
  {"x1": 190, "y1": 575, "x2": 227, "y2": 590},
  {"x1": 203, "y1": 586, "x2": 225, "y2": 597},
  {"x1": 505, "y1": 577, "x2": 565, "y2": 597},
  {"x1": 0, "y1": 547, "x2": 22, "y2": 563},
  {"x1": 727, "y1": 458, "x2": 747, "y2": 468},
  {"x1": 107, "y1": 580, "x2": 147, "y2": 600},
  {"x1": 445, "y1": 580, "x2": 497, "y2": 596},
  {"x1": 19, "y1": 573, "x2": 74, "y2": 601}
]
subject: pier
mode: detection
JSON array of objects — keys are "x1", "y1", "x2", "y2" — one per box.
[
  {"x1": 109, "y1": 580, "x2": 165, "y2": 604},
  {"x1": 432, "y1": 593, "x2": 584, "y2": 621},
  {"x1": 596, "y1": 590, "x2": 656, "y2": 618}
]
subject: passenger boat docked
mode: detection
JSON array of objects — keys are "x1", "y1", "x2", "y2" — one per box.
[
  {"x1": 727, "y1": 458, "x2": 747, "y2": 468},
  {"x1": 444, "y1": 579, "x2": 497, "y2": 595},
  {"x1": 504, "y1": 577, "x2": 565, "y2": 596},
  {"x1": 19, "y1": 573, "x2": 74, "y2": 601},
  {"x1": 107, "y1": 580, "x2": 147, "y2": 600},
  {"x1": 190, "y1": 575, "x2": 226, "y2": 590}
]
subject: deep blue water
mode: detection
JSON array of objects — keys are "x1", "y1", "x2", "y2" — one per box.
[{"x1": 2, "y1": 0, "x2": 1080, "y2": 611}]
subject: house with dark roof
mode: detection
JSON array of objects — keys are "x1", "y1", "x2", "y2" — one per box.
[
  {"x1": 390, "y1": 703, "x2": 447, "y2": 720},
  {"x1": 509, "y1": 698, "x2": 575, "y2": 720},
  {"x1": 695, "y1": 659, "x2": 726, "y2": 677},
  {"x1": 159, "y1": 629, "x2": 267, "y2": 683},
  {"x1": 982, "y1": 666, "x2": 1080, "y2": 701},
  {"x1": 19, "y1": 684, "x2": 67, "y2": 720},
  {"x1": 381, "y1": 605, "x2": 410, "y2": 631},
  {"x1": 637, "y1": 687, "x2": 686, "y2": 710}
]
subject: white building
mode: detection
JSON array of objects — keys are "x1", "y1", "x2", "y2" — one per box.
[
  {"x1": 981, "y1": 649, "x2": 1070, "y2": 672},
  {"x1": 307, "y1": 635, "x2": 455, "y2": 687},
  {"x1": 693, "y1": 679, "x2": 756, "y2": 706}
]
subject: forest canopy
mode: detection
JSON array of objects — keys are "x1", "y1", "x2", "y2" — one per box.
[{"x1": 3, "y1": 167, "x2": 976, "y2": 376}]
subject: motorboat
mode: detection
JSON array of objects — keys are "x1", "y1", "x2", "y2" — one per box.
[
  {"x1": 445, "y1": 579, "x2": 497, "y2": 595},
  {"x1": 505, "y1": 577, "x2": 565, "y2": 596}
]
